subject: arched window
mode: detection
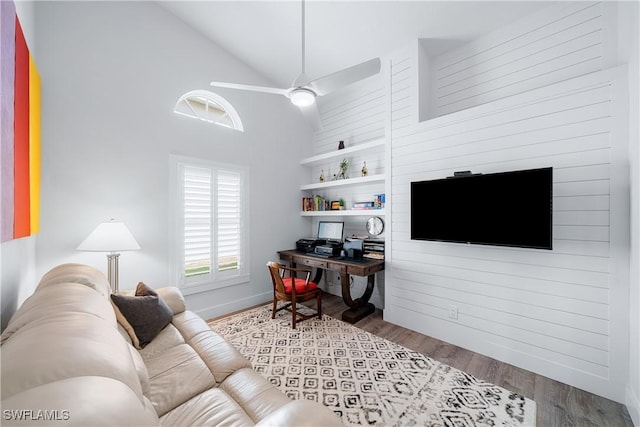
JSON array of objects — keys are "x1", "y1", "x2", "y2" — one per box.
[{"x1": 174, "y1": 90, "x2": 244, "y2": 132}]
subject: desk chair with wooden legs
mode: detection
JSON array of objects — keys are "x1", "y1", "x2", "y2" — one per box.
[{"x1": 267, "y1": 261, "x2": 322, "y2": 329}]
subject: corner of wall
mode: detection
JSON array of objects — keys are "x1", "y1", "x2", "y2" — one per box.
[
  {"x1": 1, "y1": 236, "x2": 37, "y2": 331},
  {"x1": 626, "y1": 385, "x2": 640, "y2": 427},
  {"x1": 417, "y1": 39, "x2": 431, "y2": 123}
]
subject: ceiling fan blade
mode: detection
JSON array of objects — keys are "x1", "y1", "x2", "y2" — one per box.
[
  {"x1": 297, "y1": 102, "x2": 322, "y2": 131},
  {"x1": 306, "y1": 58, "x2": 381, "y2": 96},
  {"x1": 209, "y1": 81, "x2": 290, "y2": 97}
]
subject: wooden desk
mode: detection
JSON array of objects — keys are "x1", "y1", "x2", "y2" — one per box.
[{"x1": 277, "y1": 249, "x2": 384, "y2": 323}]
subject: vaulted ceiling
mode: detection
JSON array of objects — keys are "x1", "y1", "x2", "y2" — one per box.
[{"x1": 160, "y1": 1, "x2": 555, "y2": 89}]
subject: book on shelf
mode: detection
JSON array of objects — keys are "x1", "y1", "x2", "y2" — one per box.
[
  {"x1": 352, "y1": 201, "x2": 375, "y2": 209},
  {"x1": 374, "y1": 193, "x2": 385, "y2": 209},
  {"x1": 302, "y1": 195, "x2": 329, "y2": 211}
]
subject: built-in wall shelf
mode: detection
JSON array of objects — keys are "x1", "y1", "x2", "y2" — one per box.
[
  {"x1": 300, "y1": 174, "x2": 384, "y2": 191},
  {"x1": 300, "y1": 139, "x2": 385, "y2": 167},
  {"x1": 300, "y1": 209, "x2": 385, "y2": 217}
]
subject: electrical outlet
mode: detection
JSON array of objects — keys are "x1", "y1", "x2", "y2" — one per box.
[{"x1": 448, "y1": 305, "x2": 458, "y2": 320}]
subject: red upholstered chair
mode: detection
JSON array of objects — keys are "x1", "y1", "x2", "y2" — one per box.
[{"x1": 267, "y1": 261, "x2": 322, "y2": 329}]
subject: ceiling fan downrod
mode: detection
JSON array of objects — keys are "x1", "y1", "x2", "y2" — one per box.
[{"x1": 290, "y1": 0, "x2": 316, "y2": 107}]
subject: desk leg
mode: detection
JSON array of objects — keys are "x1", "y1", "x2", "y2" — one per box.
[{"x1": 341, "y1": 273, "x2": 375, "y2": 324}]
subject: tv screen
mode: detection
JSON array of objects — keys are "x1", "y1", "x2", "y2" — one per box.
[{"x1": 411, "y1": 167, "x2": 552, "y2": 250}]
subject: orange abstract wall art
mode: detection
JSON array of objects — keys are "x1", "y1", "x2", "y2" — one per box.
[{"x1": 1, "y1": 0, "x2": 41, "y2": 242}]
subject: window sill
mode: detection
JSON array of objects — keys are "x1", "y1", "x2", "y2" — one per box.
[{"x1": 181, "y1": 273, "x2": 250, "y2": 296}]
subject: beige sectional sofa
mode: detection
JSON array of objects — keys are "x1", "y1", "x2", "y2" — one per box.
[{"x1": 1, "y1": 263, "x2": 342, "y2": 426}]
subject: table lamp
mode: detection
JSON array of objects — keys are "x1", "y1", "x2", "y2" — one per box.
[{"x1": 77, "y1": 219, "x2": 141, "y2": 293}]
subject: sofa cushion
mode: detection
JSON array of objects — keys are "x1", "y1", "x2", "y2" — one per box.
[
  {"x1": 144, "y1": 343, "x2": 217, "y2": 416},
  {"x1": 160, "y1": 388, "x2": 254, "y2": 427},
  {"x1": 254, "y1": 400, "x2": 344, "y2": 427},
  {"x1": 111, "y1": 282, "x2": 173, "y2": 349},
  {"x1": 0, "y1": 285, "x2": 145, "y2": 402},
  {"x1": 219, "y1": 367, "x2": 292, "y2": 424},
  {"x1": 128, "y1": 342, "x2": 152, "y2": 398},
  {"x1": 1, "y1": 377, "x2": 159, "y2": 427},
  {"x1": 171, "y1": 311, "x2": 252, "y2": 385},
  {"x1": 156, "y1": 286, "x2": 186, "y2": 315},
  {"x1": 139, "y1": 324, "x2": 186, "y2": 359},
  {"x1": 1, "y1": 282, "x2": 116, "y2": 345},
  {"x1": 35, "y1": 263, "x2": 112, "y2": 298}
]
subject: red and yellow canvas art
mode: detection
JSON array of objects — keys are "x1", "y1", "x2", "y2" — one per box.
[{"x1": 1, "y1": 0, "x2": 40, "y2": 242}]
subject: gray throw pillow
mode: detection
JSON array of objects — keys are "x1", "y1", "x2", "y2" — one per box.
[{"x1": 111, "y1": 282, "x2": 173, "y2": 349}]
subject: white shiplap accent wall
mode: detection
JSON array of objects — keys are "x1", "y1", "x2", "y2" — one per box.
[
  {"x1": 432, "y1": 2, "x2": 605, "y2": 118},
  {"x1": 304, "y1": 75, "x2": 388, "y2": 307},
  {"x1": 387, "y1": 51, "x2": 629, "y2": 401}
]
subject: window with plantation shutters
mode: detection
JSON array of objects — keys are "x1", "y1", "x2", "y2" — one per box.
[
  {"x1": 216, "y1": 170, "x2": 242, "y2": 272},
  {"x1": 171, "y1": 156, "x2": 250, "y2": 293},
  {"x1": 183, "y1": 165, "x2": 212, "y2": 279}
]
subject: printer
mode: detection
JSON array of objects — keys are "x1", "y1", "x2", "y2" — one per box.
[
  {"x1": 314, "y1": 242, "x2": 342, "y2": 257},
  {"x1": 297, "y1": 221, "x2": 344, "y2": 257},
  {"x1": 296, "y1": 238, "x2": 325, "y2": 253}
]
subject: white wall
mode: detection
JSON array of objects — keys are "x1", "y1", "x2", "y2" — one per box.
[
  {"x1": 1, "y1": 1, "x2": 38, "y2": 331},
  {"x1": 618, "y1": 0, "x2": 640, "y2": 423},
  {"x1": 308, "y1": 71, "x2": 387, "y2": 308},
  {"x1": 383, "y1": 1, "x2": 635, "y2": 405},
  {"x1": 32, "y1": 1, "x2": 311, "y2": 319},
  {"x1": 430, "y1": 2, "x2": 606, "y2": 118}
]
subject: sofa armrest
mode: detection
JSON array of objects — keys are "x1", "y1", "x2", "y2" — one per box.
[
  {"x1": 156, "y1": 287, "x2": 186, "y2": 315},
  {"x1": 254, "y1": 400, "x2": 343, "y2": 427}
]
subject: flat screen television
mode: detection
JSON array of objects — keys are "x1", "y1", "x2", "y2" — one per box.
[{"x1": 411, "y1": 167, "x2": 552, "y2": 250}]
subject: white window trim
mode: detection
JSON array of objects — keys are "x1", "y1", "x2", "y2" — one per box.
[
  {"x1": 169, "y1": 155, "x2": 250, "y2": 295},
  {"x1": 174, "y1": 90, "x2": 244, "y2": 132}
]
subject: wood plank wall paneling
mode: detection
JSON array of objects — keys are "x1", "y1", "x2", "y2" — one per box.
[
  {"x1": 307, "y1": 76, "x2": 387, "y2": 308},
  {"x1": 432, "y1": 2, "x2": 604, "y2": 118},
  {"x1": 388, "y1": 21, "x2": 629, "y2": 399}
]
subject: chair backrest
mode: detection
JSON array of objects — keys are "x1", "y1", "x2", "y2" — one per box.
[{"x1": 267, "y1": 261, "x2": 286, "y2": 294}]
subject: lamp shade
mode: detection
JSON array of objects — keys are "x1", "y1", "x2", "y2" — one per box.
[{"x1": 77, "y1": 220, "x2": 141, "y2": 252}]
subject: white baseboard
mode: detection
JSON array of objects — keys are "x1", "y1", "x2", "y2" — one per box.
[
  {"x1": 627, "y1": 386, "x2": 640, "y2": 427},
  {"x1": 195, "y1": 291, "x2": 272, "y2": 321}
]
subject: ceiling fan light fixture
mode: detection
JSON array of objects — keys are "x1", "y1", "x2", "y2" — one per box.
[{"x1": 289, "y1": 88, "x2": 316, "y2": 107}]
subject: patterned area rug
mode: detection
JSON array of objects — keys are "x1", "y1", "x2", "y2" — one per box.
[{"x1": 209, "y1": 304, "x2": 536, "y2": 427}]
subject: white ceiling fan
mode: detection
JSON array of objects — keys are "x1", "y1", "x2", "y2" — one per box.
[{"x1": 209, "y1": 0, "x2": 381, "y2": 130}]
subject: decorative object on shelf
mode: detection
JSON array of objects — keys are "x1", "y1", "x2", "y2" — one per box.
[
  {"x1": 338, "y1": 158, "x2": 349, "y2": 179},
  {"x1": 331, "y1": 201, "x2": 341, "y2": 210},
  {"x1": 353, "y1": 201, "x2": 375, "y2": 210},
  {"x1": 338, "y1": 140, "x2": 345, "y2": 150},
  {"x1": 366, "y1": 216, "x2": 384, "y2": 236},
  {"x1": 361, "y1": 161, "x2": 368, "y2": 177},
  {"x1": 319, "y1": 169, "x2": 325, "y2": 182},
  {"x1": 77, "y1": 219, "x2": 141, "y2": 293},
  {"x1": 339, "y1": 198, "x2": 346, "y2": 210}
]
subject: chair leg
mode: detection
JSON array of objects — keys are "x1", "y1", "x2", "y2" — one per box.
[
  {"x1": 272, "y1": 297, "x2": 277, "y2": 319},
  {"x1": 317, "y1": 291, "x2": 322, "y2": 319},
  {"x1": 291, "y1": 297, "x2": 296, "y2": 329}
]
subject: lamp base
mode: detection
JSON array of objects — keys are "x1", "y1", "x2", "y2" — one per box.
[{"x1": 106, "y1": 253, "x2": 120, "y2": 293}]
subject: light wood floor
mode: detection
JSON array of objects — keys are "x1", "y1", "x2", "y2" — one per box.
[{"x1": 301, "y1": 293, "x2": 633, "y2": 427}]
